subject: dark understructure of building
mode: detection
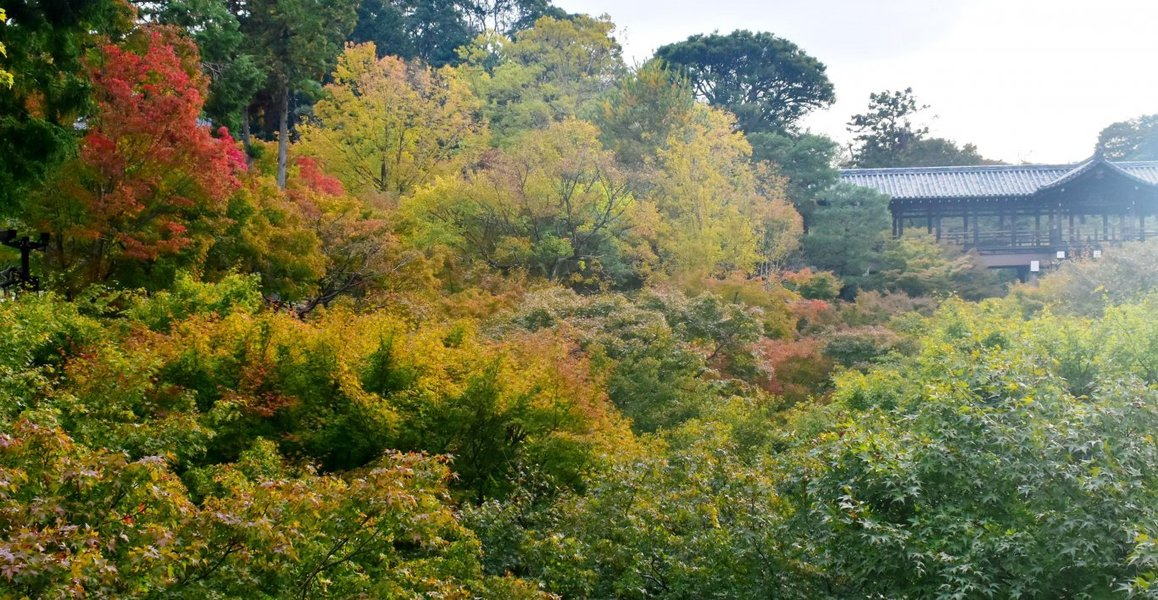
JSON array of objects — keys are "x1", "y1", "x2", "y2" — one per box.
[{"x1": 841, "y1": 155, "x2": 1158, "y2": 274}]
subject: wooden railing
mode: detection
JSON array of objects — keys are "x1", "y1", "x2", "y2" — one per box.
[{"x1": 936, "y1": 226, "x2": 1158, "y2": 253}]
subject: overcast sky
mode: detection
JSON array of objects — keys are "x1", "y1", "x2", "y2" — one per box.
[{"x1": 554, "y1": 0, "x2": 1158, "y2": 164}]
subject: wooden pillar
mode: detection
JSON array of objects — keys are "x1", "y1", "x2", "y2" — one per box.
[
  {"x1": 1103, "y1": 212, "x2": 1109, "y2": 241},
  {"x1": 973, "y1": 209, "x2": 980, "y2": 245},
  {"x1": 1068, "y1": 212, "x2": 1075, "y2": 243},
  {"x1": 926, "y1": 213, "x2": 933, "y2": 234},
  {"x1": 935, "y1": 217, "x2": 942, "y2": 241},
  {"x1": 1035, "y1": 213, "x2": 1042, "y2": 245},
  {"x1": 897, "y1": 215, "x2": 904, "y2": 236}
]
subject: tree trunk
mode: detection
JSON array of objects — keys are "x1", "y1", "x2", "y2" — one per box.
[
  {"x1": 277, "y1": 83, "x2": 289, "y2": 189},
  {"x1": 240, "y1": 109, "x2": 251, "y2": 147},
  {"x1": 241, "y1": 110, "x2": 254, "y2": 168}
]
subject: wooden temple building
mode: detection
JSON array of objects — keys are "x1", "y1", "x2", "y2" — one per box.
[{"x1": 841, "y1": 154, "x2": 1158, "y2": 270}]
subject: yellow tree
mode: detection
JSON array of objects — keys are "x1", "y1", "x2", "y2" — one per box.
[
  {"x1": 457, "y1": 15, "x2": 624, "y2": 145},
  {"x1": 297, "y1": 42, "x2": 485, "y2": 199},
  {"x1": 504, "y1": 14, "x2": 623, "y2": 107},
  {"x1": 649, "y1": 105, "x2": 802, "y2": 279},
  {"x1": 407, "y1": 119, "x2": 640, "y2": 285}
]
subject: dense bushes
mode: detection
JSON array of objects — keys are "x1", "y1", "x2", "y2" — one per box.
[
  {"x1": 1, "y1": 413, "x2": 546, "y2": 598},
  {"x1": 775, "y1": 296, "x2": 1158, "y2": 597},
  {"x1": 0, "y1": 279, "x2": 619, "y2": 596},
  {"x1": 4, "y1": 256, "x2": 1156, "y2": 596}
]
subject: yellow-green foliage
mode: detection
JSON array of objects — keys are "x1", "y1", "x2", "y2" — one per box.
[
  {"x1": 649, "y1": 105, "x2": 801, "y2": 278},
  {"x1": 404, "y1": 119, "x2": 641, "y2": 285},
  {"x1": 776, "y1": 295, "x2": 1158, "y2": 598},
  {"x1": 457, "y1": 15, "x2": 623, "y2": 145},
  {"x1": 0, "y1": 278, "x2": 624, "y2": 596},
  {"x1": 1014, "y1": 237, "x2": 1158, "y2": 316},
  {"x1": 0, "y1": 414, "x2": 541, "y2": 598},
  {"x1": 298, "y1": 43, "x2": 486, "y2": 199}
]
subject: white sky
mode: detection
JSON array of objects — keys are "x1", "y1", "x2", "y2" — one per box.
[{"x1": 554, "y1": 0, "x2": 1158, "y2": 164}]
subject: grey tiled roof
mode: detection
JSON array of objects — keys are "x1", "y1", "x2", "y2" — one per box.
[
  {"x1": 840, "y1": 160, "x2": 1158, "y2": 200},
  {"x1": 1040, "y1": 159, "x2": 1158, "y2": 191}
]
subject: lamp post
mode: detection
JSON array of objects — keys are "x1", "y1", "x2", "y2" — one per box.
[{"x1": 0, "y1": 230, "x2": 50, "y2": 293}]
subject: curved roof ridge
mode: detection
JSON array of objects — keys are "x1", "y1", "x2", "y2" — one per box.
[
  {"x1": 1037, "y1": 156, "x2": 1099, "y2": 190},
  {"x1": 1102, "y1": 160, "x2": 1158, "y2": 188},
  {"x1": 1037, "y1": 155, "x2": 1158, "y2": 192}
]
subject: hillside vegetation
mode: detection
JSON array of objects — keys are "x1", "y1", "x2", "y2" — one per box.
[{"x1": 0, "y1": 2, "x2": 1156, "y2": 597}]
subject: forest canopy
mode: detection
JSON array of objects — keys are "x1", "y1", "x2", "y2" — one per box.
[{"x1": 0, "y1": 1, "x2": 1156, "y2": 598}]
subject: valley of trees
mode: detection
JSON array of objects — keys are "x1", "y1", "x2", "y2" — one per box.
[{"x1": 1, "y1": 1, "x2": 1156, "y2": 597}]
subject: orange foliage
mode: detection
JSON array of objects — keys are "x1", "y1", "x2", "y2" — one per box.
[
  {"x1": 754, "y1": 337, "x2": 834, "y2": 404},
  {"x1": 789, "y1": 298, "x2": 840, "y2": 334}
]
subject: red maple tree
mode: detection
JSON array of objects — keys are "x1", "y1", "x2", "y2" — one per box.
[{"x1": 40, "y1": 28, "x2": 246, "y2": 288}]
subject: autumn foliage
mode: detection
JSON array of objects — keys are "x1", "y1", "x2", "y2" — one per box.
[
  {"x1": 35, "y1": 29, "x2": 245, "y2": 290},
  {"x1": 2, "y1": 8, "x2": 1156, "y2": 599}
]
